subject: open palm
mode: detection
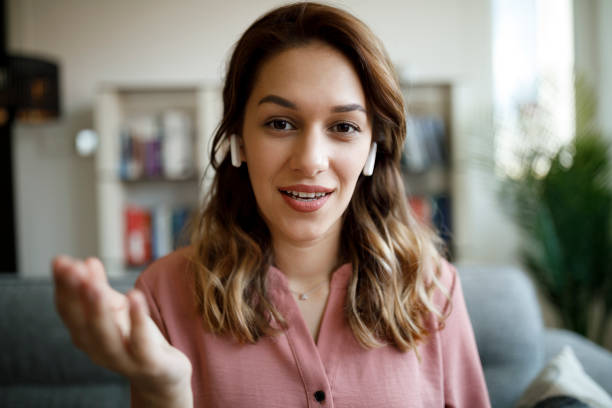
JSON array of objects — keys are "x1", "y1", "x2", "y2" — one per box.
[{"x1": 52, "y1": 255, "x2": 192, "y2": 397}]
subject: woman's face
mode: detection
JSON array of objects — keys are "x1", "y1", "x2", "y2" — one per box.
[{"x1": 241, "y1": 41, "x2": 373, "y2": 246}]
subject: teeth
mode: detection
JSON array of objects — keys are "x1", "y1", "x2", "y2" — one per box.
[
  {"x1": 298, "y1": 192, "x2": 315, "y2": 198},
  {"x1": 281, "y1": 190, "x2": 330, "y2": 200}
]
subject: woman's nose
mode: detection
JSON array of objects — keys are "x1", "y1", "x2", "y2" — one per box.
[{"x1": 289, "y1": 128, "x2": 329, "y2": 177}]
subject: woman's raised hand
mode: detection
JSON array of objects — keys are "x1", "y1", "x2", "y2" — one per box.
[{"x1": 52, "y1": 255, "x2": 193, "y2": 407}]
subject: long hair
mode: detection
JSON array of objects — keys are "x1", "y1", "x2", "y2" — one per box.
[{"x1": 187, "y1": 2, "x2": 449, "y2": 351}]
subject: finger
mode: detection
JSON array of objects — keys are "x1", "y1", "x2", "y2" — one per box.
[
  {"x1": 52, "y1": 255, "x2": 81, "y2": 290},
  {"x1": 84, "y1": 257, "x2": 108, "y2": 285},
  {"x1": 78, "y1": 260, "x2": 129, "y2": 345},
  {"x1": 54, "y1": 260, "x2": 88, "y2": 329},
  {"x1": 83, "y1": 257, "x2": 127, "y2": 310},
  {"x1": 80, "y1": 278, "x2": 131, "y2": 372},
  {"x1": 52, "y1": 254, "x2": 72, "y2": 277}
]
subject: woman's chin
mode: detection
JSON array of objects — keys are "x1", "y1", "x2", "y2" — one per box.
[
  {"x1": 274, "y1": 221, "x2": 339, "y2": 246},
  {"x1": 283, "y1": 229, "x2": 328, "y2": 244}
]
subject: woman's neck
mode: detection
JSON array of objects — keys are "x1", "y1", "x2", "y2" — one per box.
[{"x1": 271, "y1": 227, "x2": 341, "y2": 291}]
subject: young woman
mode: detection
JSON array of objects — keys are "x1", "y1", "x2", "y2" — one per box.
[{"x1": 53, "y1": 3, "x2": 490, "y2": 407}]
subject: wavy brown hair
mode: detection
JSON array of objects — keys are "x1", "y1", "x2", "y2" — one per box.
[{"x1": 187, "y1": 1, "x2": 450, "y2": 351}]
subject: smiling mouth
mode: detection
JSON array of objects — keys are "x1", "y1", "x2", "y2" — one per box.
[{"x1": 279, "y1": 189, "x2": 333, "y2": 202}]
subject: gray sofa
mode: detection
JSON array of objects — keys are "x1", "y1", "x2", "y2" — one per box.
[
  {"x1": 1, "y1": 265, "x2": 611, "y2": 407},
  {"x1": 458, "y1": 265, "x2": 612, "y2": 407},
  {"x1": 0, "y1": 274, "x2": 136, "y2": 408}
]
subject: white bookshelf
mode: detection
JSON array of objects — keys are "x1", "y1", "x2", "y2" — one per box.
[
  {"x1": 400, "y1": 82, "x2": 454, "y2": 256},
  {"x1": 93, "y1": 83, "x2": 222, "y2": 276}
]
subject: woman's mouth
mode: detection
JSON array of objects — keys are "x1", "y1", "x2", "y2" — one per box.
[{"x1": 278, "y1": 186, "x2": 334, "y2": 212}]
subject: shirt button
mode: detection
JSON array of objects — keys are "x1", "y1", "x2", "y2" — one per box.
[{"x1": 314, "y1": 390, "x2": 326, "y2": 402}]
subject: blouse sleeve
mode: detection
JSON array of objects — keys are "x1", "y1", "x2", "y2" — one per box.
[{"x1": 439, "y1": 261, "x2": 491, "y2": 408}]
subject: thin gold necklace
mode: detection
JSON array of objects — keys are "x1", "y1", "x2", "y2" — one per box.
[{"x1": 289, "y1": 279, "x2": 328, "y2": 301}]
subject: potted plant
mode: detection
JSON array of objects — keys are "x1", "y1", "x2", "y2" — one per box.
[{"x1": 499, "y1": 78, "x2": 612, "y2": 345}]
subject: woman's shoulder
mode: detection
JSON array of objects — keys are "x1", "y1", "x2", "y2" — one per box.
[
  {"x1": 438, "y1": 257, "x2": 458, "y2": 291},
  {"x1": 428, "y1": 257, "x2": 460, "y2": 315},
  {"x1": 421, "y1": 255, "x2": 457, "y2": 290}
]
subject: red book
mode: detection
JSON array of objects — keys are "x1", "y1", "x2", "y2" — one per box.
[
  {"x1": 124, "y1": 205, "x2": 152, "y2": 266},
  {"x1": 408, "y1": 196, "x2": 432, "y2": 225}
]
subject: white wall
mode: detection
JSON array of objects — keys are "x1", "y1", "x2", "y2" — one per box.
[
  {"x1": 596, "y1": 0, "x2": 612, "y2": 138},
  {"x1": 574, "y1": 0, "x2": 612, "y2": 138},
  {"x1": 9, "y1": 0, "x2": 503, "y2": 277}
]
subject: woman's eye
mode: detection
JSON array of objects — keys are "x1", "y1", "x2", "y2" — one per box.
[
  {"x1": 266, "y1": 119, "x2": 295, "y2": 130},
  {"x1": 331, "y1": 122, "x2": 359, "y2": 133}
]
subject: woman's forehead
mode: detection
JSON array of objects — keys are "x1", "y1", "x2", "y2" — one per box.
[{"x1": 248, "y1": 42, "x2": 367, "y2": 111}]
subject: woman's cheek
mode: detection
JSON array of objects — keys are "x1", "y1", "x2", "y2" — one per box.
[{"x1": 339, "y1": 153, "x2": 367, "y2": 180}]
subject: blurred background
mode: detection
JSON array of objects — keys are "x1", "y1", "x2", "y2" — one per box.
[{"x1": 2, "y1": 0, "x2": 611, "y2": 349}]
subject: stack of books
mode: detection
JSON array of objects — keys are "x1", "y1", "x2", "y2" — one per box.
[
  {"x1": 124, "y1": 204, "x2": 193, "y2": 267},
  {"x1": 401, "y1": 115, "x2": 448, "y2": 173},
  {"x1": 119, "y1": 110, "x2": 195, "y2": 180}
]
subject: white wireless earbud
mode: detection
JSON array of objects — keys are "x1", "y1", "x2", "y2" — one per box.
[
  {"x1": 230, "y1": 134, "x2": 242, "y2": 167},
  {"x1": 362, "y1": 142, "x2": 377, "y2": 176}
]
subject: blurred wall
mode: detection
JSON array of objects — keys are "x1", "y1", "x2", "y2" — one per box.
[
  {"x1": 574, "y1": 0, "x2": 612, "y2": 138},
  {"x1": 9, "y1": 0, "x2": 506, "y2": 277}
]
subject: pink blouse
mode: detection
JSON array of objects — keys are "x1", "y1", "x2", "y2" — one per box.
[{"x1": 133, "y1": 248, "x2": 490, "y2": 407}]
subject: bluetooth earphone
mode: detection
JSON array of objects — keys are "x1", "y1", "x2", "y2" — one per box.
[
  {"x1": 362, "y1": 142, "x2": 377, "y2": 176},
  {"x1": 230, "y1": 134, "x2": 242, "y2": 168}
]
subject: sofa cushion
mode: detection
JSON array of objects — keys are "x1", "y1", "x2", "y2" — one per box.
[
  {"x1": 544, "y1": 328, "x2": 612, "y2": 395},
  {"x1": 516, "y1": 345, "x2": 612, "y2": 408},
  {"x1": 518, "y1": 346, "x2": 612, "y2": 408},
  {"x1": 0, "y1": 275, "x2": 136, "y2": 385},
  {"x1": 0, "y1": 384, "x2": 129, "y2": 408}
]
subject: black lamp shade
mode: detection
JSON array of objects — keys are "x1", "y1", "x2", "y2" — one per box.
[{"x1": 0, "y1": 55, "x2": 60, "y2": 123}]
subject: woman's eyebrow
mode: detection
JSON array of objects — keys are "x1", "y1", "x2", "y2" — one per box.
[
  {"x1": 258, "y1": 94, "x2": 366, "y2": 114},
  {"x1": 331, "y1": 103, "x2": 366, "y2": 113},
  {"x1": 258, "y1": 94, "x2": 297, "y2": 109}
]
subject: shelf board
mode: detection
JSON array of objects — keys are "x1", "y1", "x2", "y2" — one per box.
[{"x1": 120, "y1": 176, "x2": 200, "y2": 184}]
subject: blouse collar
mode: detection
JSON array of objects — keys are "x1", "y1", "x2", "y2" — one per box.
[{"x1": 266, "y1": 262, "x2": 353, "y2": 297}]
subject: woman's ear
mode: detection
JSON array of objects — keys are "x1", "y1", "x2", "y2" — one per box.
[
  {"x1": 362, "y1": 142, "x2": 377, "y2": 176},
  {"x1": 230, "y1": 134, "x2": 243, "y2": 167}
]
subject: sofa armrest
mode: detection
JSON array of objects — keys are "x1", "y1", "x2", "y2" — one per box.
[{"x1": 457, "y1": 264, "x2": 545, "y2": 408}]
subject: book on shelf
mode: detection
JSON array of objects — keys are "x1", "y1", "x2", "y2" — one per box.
[
  {"x1": 408, "y1": 194, "x2": 453, "y2": 250},
  {"x1": 124, "y1": 205, "x2": 152, "y2": 267},
  {"x1": 151, "y1": 204, "x2": 173, "y2": 261},
  {"x1": 162, "y1": 110, "x2": 194, "y2": 180},
  {"x1": 119, "y1": 110, "x2": 195, "y2": 181},
  {"x1": 431, "y1": 194, "x2": 452, "y2": 247},
  {"x1": 401, "y1": 115, "x2": 448, "y2": 174},
  {"x1": 171, "y1": 206, "x2": 192, "y2": 249},
  {"x1": 408, "y1": 196, "x2": 432, "y2": 226},
  {"x1": 124, "y1": 204, "x2": 194, "y2": 267}
]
